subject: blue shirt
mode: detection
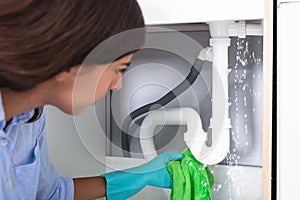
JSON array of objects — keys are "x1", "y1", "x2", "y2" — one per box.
[{"x1": 0, "y1": 93, "x2": 74, "y2": 199}]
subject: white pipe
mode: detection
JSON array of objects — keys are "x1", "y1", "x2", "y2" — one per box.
[
  {"x1": 140, "y1": 107, "x2": 207, "y2": 160},
  {"x1": 190, "y1": 21, "x2": 232, "y2": 165},
  {"x1": 195, "y1": 20, "x2": 262, "y2": 164},
  {"x1": 209, "y1": 20, "x2": 263, "y2": 38},
  {"x1": 139, "y1": 108, "x2": 208, "y2": 199},
  {"x1": 228, "y1": 21, "x2": 263, "y2": 38},
  {"x1": 197, "y1": 46, "x2": 213, "y2": 62}
]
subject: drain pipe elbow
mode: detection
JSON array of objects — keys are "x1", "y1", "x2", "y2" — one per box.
[
  {"x1": 140, "y1": 108, "x2": 207, "y2": 161},
  {"x1": 194, "y1": 21, "x2": 232, "y2": 165}
]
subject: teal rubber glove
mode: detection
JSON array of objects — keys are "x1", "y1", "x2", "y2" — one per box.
[{"x1": 101, "y1": 152, "x2": 184, "y2": 200}]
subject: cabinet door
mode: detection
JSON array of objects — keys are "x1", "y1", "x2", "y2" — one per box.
[
  {"x1": 137, "y1": 0, "x2": 263, "y2": 25},
  {"x1": 278, "y1": 1, "x2": 300, "y2": 199}
]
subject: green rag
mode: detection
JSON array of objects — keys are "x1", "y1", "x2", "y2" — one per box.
[{"x1": 167, "y1": 148, "x2": 214, "y2": 200}]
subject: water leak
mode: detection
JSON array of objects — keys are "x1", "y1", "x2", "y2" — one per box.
[{"x1": 212, "y1": 36, "x2": 263, "y2": 199}]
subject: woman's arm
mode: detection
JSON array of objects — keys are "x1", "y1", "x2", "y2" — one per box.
[
  {"x1": 73, "y1": 152, "x2": 184, "y2": 200},
  {"x1": 73, "y1": 176, "x2": 106, "y2": 200}
]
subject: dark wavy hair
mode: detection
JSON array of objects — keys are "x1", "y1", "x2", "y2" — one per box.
[{"x1": 0, "y1": 0, "x2": 145, "y2": 92}]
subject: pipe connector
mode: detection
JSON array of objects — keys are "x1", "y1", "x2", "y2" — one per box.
[
  {"x1": 209, "y1": 38, "x2": 231, "y2": 49},
  {"x1": 228, "y1": 21, "x2": 263, "y2": 38},
  {"x1": 208, "y1": 20, "x2": 263, "y2": 39},
  {"x1": 198, "y1": 47, "x2": 213, "y2": 62},
  {"x1": 139, "y1": 107, "x2": 207, "y2": 161},
  {"x1": 207, "y1": 21, "x2": 233, "y2": 38}
]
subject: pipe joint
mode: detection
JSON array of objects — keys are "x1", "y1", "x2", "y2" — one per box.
[
  {"x1": 209, "y1": 38, "x2": 231, "y2": 47},
  {"x1": 197, "y1": 46, "x2": 213, "y2": 62},
  {"x1": 228, "y1": 21, "x2": 263, "y2": 38}
]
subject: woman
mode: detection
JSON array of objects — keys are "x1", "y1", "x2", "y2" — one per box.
[{"x1": 0, "y1": 0, "x2": 183, "y2": 199}]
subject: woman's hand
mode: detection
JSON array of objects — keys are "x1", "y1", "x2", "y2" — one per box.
[{"x1": 101, "y1": 152, "x2": 184, "y2": 200}]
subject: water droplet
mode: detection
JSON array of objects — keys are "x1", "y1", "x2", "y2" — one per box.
[{"x1": 242, "y1": 85, "x2": 247, "y2": 91}]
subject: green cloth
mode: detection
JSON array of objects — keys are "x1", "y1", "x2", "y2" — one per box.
[{"x1": 167, "y1": 148, "x2": 214, "y2": 200}]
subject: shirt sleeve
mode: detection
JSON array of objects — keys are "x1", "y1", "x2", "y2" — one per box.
[{"x1": 36, "y1": 114, "x2": 74, "y2": 200}]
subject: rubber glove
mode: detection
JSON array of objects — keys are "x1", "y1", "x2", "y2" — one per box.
[{"x1": 101, "y1": 152, "x2": 184, "y2": 200}]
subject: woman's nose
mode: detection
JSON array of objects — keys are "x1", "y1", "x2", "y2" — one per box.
[{"x1": 110, "y1": 75, "x2": 123, "y2": 91}]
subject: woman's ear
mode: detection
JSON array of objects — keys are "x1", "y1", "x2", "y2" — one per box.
[{"x1": 54, "y1": 66, "x2": 80, "y2": 82}]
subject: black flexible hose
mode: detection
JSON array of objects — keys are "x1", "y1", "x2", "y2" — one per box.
[{"x1": 121, "y1": 59, "x2": 205, "y2": 157}]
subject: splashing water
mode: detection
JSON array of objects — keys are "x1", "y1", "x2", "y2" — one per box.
[
  {"x1": 224, "y1": 38, "x2": 251, "y2": 199},
  {"x1": 211, "y1": 36, "x2": 263, "y2": 200}
]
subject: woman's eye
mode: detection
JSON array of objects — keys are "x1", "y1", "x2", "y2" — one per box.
[{"x1": 119, "y1": 68, "x2": 127, "y2": 74}]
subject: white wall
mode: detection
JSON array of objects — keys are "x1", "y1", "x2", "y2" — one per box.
[{"x1": 45, "y1": 102, "x2": 107, "y2": 178}]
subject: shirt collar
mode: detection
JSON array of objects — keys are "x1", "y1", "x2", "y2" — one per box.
[
  {"x1": 0, "y1": 92, "x2": 5, "y2": 130},
  {"x1": 0, "y1": 91, "x2": 35, "y2": 130}
]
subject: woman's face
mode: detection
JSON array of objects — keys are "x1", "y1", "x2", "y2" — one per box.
[{"x1": 51, "y1": 54, "x2": 133, "y2": 115}]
